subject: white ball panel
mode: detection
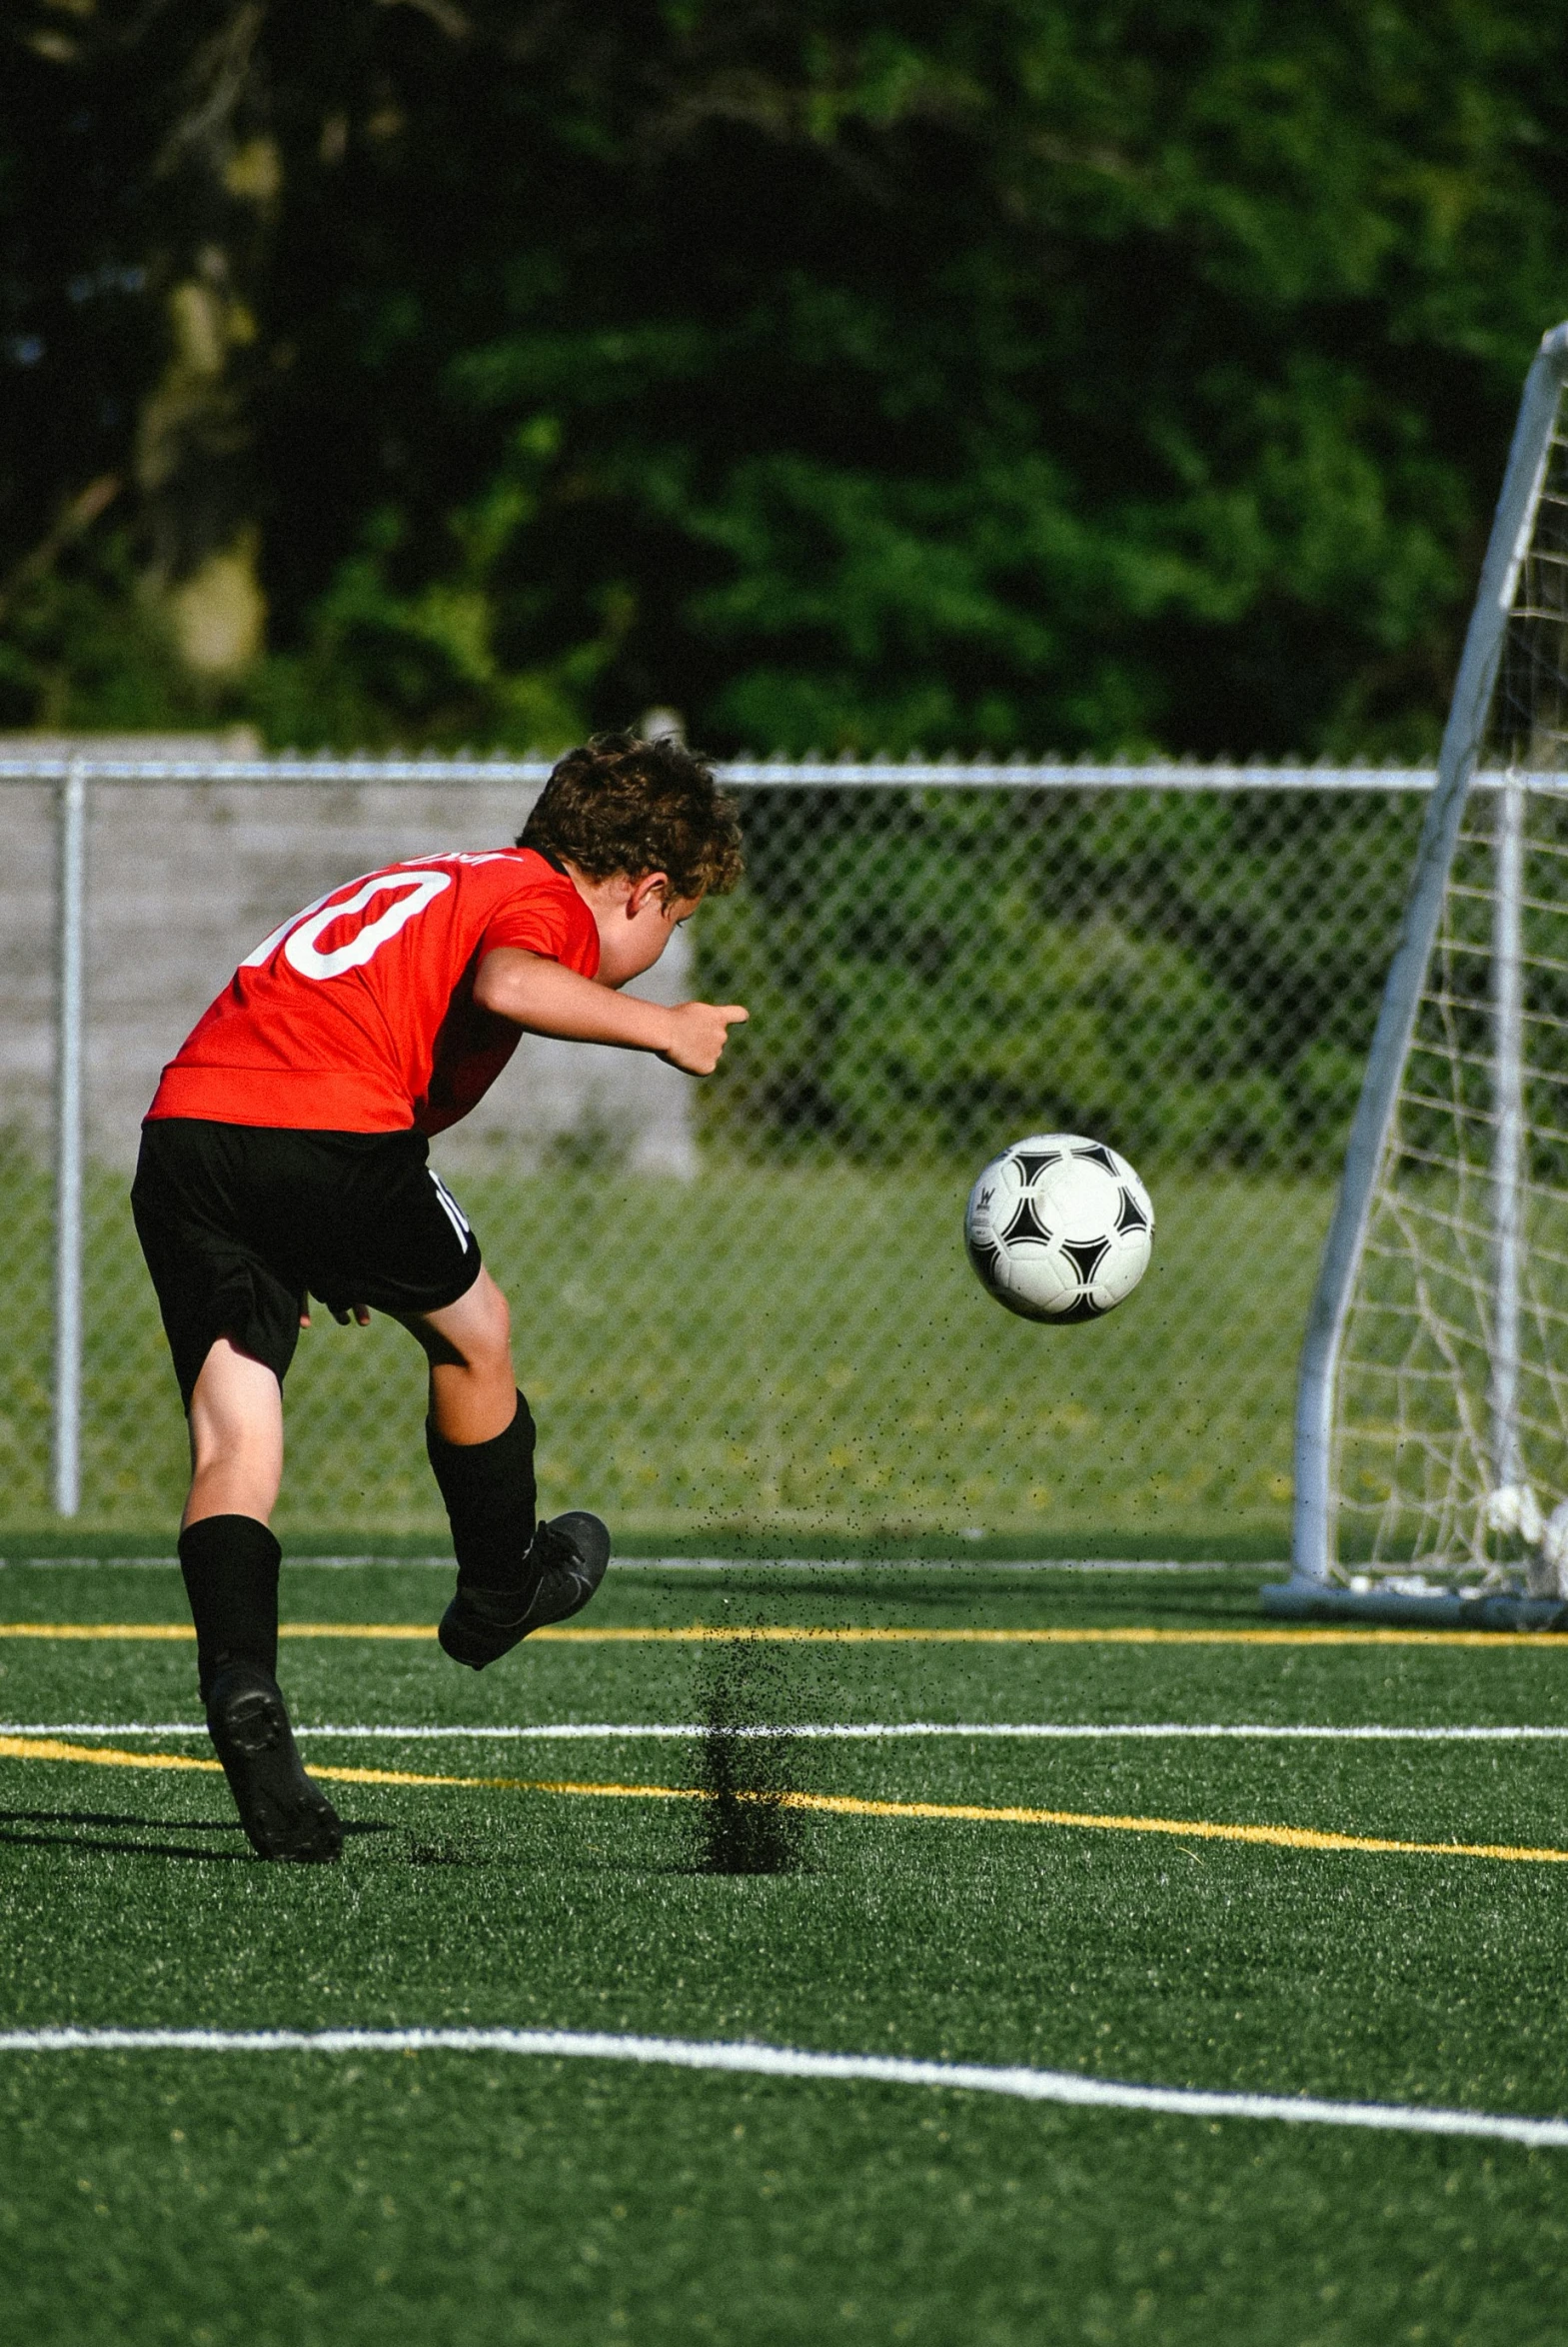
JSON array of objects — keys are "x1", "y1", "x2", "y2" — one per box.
[
  {"x1": 1001, "y1": 1242, "x2": 1078, "y2": 1315},
  {"x1": 1090, "y1": 1225, "x2": 1153, "y2": 1308},
  {"x1": 1035, "y1": 1158, "x2": 1121, "y2": 1238}
]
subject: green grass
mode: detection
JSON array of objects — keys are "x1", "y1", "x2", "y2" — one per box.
[
  {"x1": 1, "y1": 1166, "x2": 1328, "y2": 1544},
  {"x1": 3, "y1": 1562, "x2": 1568, "y2": 2341}
]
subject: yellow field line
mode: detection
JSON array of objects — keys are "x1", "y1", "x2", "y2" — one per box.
[
  {"x1": 3, "y1": 1733, "x2": 1566, "y2": 1865},
  {"x1": 770, "y1": 1789, "x2": 1568, "y2": 1864},
  {"x1": 0, "y1": 1623, "x2": 199, "y2": 1641},
  {"x1": 4, "y1": 1622, "x2": 1567, "y2": 1648},
  {"x1": 0, "y1": 1733, "x2": 220, "y2": 1772},
  {"x1": 0, "y1": 1734, "x2": 478, "y2": 1788}
]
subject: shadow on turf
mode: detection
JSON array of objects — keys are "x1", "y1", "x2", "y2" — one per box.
[
  {"x1": 0, "y1": 1807, "x2": 395, "y2": 1863},
  {"x1": 404, "y1": 1833, "x2": 488, "y2": 1866}
]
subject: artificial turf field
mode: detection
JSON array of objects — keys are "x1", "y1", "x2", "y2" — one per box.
[{"x1": 3, "y1": 1560, "x2": 1568, "y2": 2343}]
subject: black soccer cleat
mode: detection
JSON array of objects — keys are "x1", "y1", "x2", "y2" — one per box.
[
  {"x1": 206, "y1": 1662, "x2": 344, "y2": 1862},
  {"x1": 439, "y1": 1510, "x2": 612, "y2": 1670}
]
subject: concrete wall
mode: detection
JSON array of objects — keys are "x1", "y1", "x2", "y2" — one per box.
[
  {"x1": 0, "y1": 778, "x2": 55, "y2": 1156},
  {"x1": 0, "y1": 768, "x2": 697, "y2": 1176}
]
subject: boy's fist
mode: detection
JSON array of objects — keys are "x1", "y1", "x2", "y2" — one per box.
[{"x1": 661, "y1": 1000, "x2": 749, "y2": 1076}]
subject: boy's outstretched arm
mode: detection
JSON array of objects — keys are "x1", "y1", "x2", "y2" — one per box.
[{"x1": 474, "y1": 950, "x2": 748, "y2": 1077}]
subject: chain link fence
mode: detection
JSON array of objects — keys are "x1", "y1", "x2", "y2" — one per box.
[{"x1": 0, "y1": 754, "x2": 1436, "y2": 1548}]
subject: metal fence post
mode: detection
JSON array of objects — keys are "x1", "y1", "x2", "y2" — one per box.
[{"x1": 52, "y1": 756, "x2": 86, "y2": 1517}]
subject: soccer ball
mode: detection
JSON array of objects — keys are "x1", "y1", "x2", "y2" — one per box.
[{"x1": 964, "y1": 1134, "x2": 1154, "y2": 1323}]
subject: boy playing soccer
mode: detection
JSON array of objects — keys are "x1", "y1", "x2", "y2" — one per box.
[{"x1": 132, "y1": 732, "x2": 746, "y2": 1862}]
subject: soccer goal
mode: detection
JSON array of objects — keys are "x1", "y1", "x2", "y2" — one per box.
[{"x1": 1268, "y1": 322, "x2": 1568, "y2": 1625}]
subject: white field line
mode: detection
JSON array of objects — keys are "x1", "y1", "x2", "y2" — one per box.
[
  {"x1": 7, "y1": 1720, "x2": 1568, "y2": 1743},
  {"x1": 0, "y1": 2025, "x2": 1562, "y2": 2147}
]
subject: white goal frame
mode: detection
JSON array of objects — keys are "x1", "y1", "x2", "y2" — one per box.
[{"x1": 1274, "y1": 320, "x2": 1568, "y2": 1622}]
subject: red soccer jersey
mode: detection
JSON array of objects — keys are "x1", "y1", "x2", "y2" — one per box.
[{"x1": 148, "y1": 847, "x2": 600, "y2": 1135}]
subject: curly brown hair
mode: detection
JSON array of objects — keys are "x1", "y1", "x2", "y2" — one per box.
[{"x1": 517, "y1": 732, "x2": 744, "y2": 901}]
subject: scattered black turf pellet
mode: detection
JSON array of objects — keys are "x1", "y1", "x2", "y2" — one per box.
[{"x1": 693, "y1": 1633, "x2": 806, "y2": 1875}]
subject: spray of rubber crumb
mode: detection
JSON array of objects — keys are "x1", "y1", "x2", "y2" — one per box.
[{"x1": 695, "y1": 1610, "x2": 806, "y2": 1875}]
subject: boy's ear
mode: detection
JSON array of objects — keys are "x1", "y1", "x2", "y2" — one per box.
[{"x1": 626, "y1": 871, "x2": 672, "y2": 917}]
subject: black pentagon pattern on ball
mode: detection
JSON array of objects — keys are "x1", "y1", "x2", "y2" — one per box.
[
  {"x1": 1052, "y1": 1293, "x2": 1108, "y2": 1322},
  {"x1": 1115, "y1": 1186, "x2": 1149, "y2": 1233},
  {"x1": 1001, "y1": 1195, "x2": 1053, "y2": 1246},
  {"x1": 967, "y1": 1237, "x2": 1002, "y2": 1286},
  {"x1": 1012, "y1": 1151, "x2": 1062, "y2": 1184},
  {"x1": 1059, "y1": 1236, "x2": 1111, "y2": 1282},
  {"x1": 1070, "y1": 1142, "x2": 1119, "y2": 1175}
]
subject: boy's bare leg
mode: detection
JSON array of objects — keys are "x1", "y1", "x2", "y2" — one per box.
[
  {"x1": 184, "y1": 1338, "x2": 285, "y2": 1527},
  {"x1": 177, "y1": 1337, "x2": 340, "y2": 1860},
  {"x1": 401, "y1": 1267, "x2": 517, "y2": 1444}
]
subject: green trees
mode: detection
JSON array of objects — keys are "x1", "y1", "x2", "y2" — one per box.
[{"x1": 3, "y1": 0, "x2": 1566, "y2": 755}]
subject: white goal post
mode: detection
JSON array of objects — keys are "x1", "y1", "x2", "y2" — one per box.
[{"x1": 1270, "y1": 321, "x2": 1568, "y2": 1624}]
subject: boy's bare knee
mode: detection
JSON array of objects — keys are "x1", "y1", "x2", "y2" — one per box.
[
  {"x1": 412, "y1": 1269, "x2": 514, "y2": 1377},
  {"x1": 463, "y1": 1313, "x2": 513, "y2": 1380},
  {"x1": 473, "y1": 1276, "x2": 511, "y2": 1354}
]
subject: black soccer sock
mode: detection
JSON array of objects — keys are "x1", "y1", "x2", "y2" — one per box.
[
  {"x1": 178, "y1": 1514, "x2": 283, "y2": 1705},
  {"x1": 427, "y1": 1391, "x2": 539, "y2": 1593}
]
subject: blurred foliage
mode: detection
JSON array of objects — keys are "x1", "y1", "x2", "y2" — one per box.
[
  {"x1": 2, "y1": 0, "x2": 1567, "y2": 754},
  {"x1": 696, "y1": 787, "x2": 1426, "y2": 1166}
]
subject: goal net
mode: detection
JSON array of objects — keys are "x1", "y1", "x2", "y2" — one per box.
[{"x1": 1319, "y1": 327, "x2": 1568, "y2": 1592}]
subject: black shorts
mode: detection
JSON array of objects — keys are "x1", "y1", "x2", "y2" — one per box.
[{"x1": 132, "y1": 1120, "x2": 483, "y2": 1406}]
